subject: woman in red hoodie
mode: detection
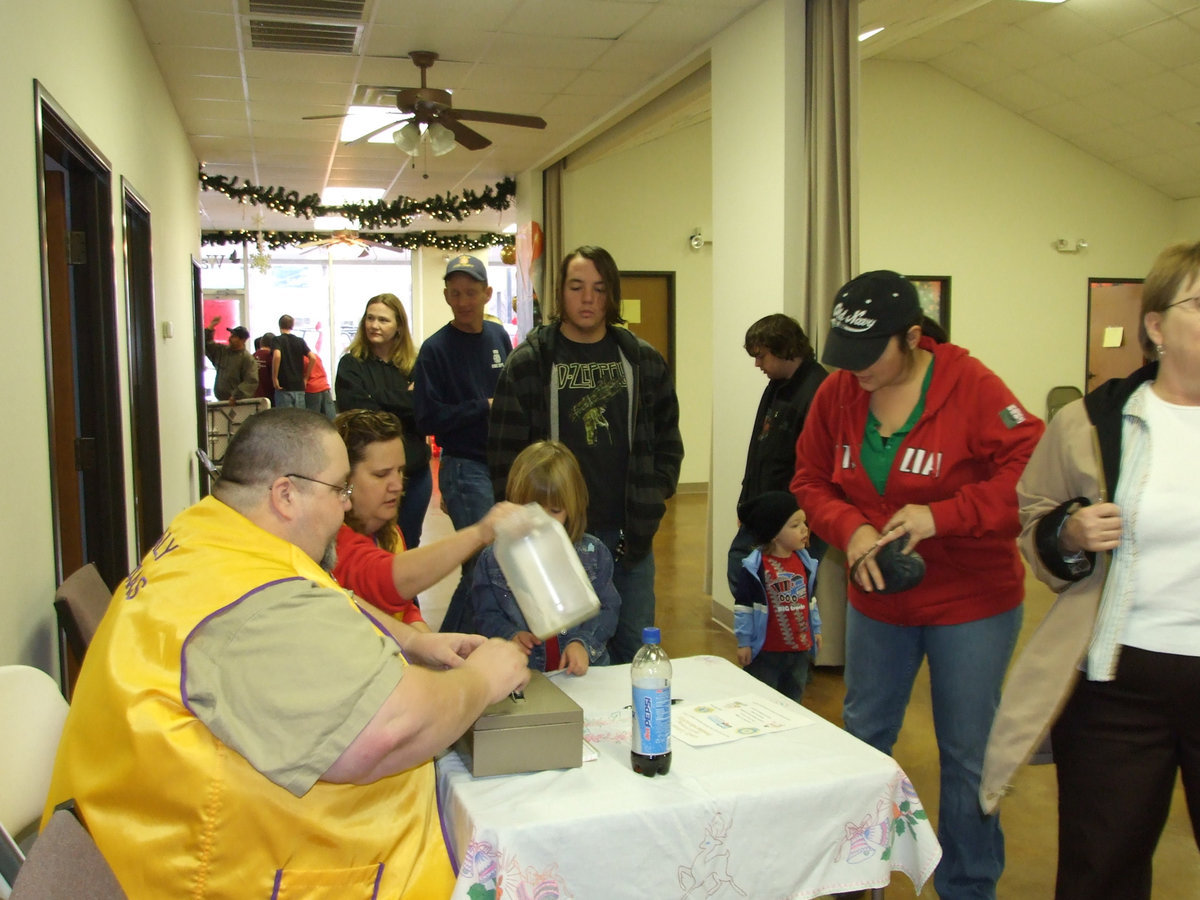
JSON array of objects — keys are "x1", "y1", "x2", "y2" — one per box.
[{"x1": 792, "y1": 271, "x2": 1043, "y2": 900}]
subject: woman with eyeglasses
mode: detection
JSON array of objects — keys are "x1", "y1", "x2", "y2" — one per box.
[
  {"x1": 332, "y1": 409, "x2": 517, "y2": 632},
  {"x1": 983, "y1": 241, "x2": 1200, "y2": 899},
  {"x1": 335, "y1": 293, "x2": 432, "y2": 550},
  {"x1": 792, "y1": 270, "x2": 1044, "y2": 900}
]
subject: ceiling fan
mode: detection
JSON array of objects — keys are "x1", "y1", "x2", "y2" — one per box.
[
  {"x1": 296, "y1": 231, "x2": 403, "y2": 258},
  {"x1": 304, "y1": 51, "x2": 547, "y2": 152}
]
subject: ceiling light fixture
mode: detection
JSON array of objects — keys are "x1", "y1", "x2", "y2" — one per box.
[{"x1": 393, "y1": 121, "x2": 457, "y2": 157}]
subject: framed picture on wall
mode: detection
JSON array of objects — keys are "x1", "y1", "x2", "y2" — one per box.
[{"x1": 906, "y1": 275, "x2": 951, "y2": 339}]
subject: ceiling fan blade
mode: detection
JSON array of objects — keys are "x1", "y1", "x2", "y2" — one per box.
[
  {"x1": 452, "y1": 109, "x2": 547, "y2": 130},
  {"x1": 302, "y1": 113, "x2": 351, "y2": 121},
  {"x1": 344, "y1": 121, "x2": 402, "y2": 146},
  {"x1": 435, "y1": 115, "x2": 492, "y2": 151}
]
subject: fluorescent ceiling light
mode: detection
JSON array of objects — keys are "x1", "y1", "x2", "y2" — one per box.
[
  {"x1": 338, "y1": 106, "x2": 408, "y2": 144},
  {"x1": 320, "y1": 187, "x2": 386, "y2": 206},
  {"x1": 859, "y1": 27, "x2": 884, "y2": 41}
]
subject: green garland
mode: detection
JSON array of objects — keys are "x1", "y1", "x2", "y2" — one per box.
[
  {"x1": 198, "y1": 168, "x2": 517, "y2": 228},
  {"x1": 201, "y1": 229, "x2": 513, "y2": 252}
]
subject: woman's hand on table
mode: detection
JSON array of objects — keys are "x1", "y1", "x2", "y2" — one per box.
[{"x1": 1061, "y1": 502, "x2": 1122, "y2": 554}]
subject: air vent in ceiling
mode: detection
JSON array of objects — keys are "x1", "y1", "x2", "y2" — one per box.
[
  {"x1": 248, "y1": 0, "x2": 365, "y2": 20},
  {"x1": 249, "y1": 19, "x2": 361, "y2": 53}
]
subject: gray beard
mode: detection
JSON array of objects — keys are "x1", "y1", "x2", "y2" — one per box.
[{"x1": 320, "y1": 539, "x2": 338, "y2": 572}]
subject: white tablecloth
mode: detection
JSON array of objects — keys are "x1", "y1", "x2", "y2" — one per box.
[{"x1": 436, "y1": 655, "x2": 940, "y2": 899}]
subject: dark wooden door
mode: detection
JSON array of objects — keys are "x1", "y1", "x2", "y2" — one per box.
[
  {"x1": 619, "y1": 272, "x2": 675, "y2": 375},
  {"x1": 39, "y1": 90, "x2": 127, "y2": 587},
  {"x1": 1087, "y1": 280, "x2": 1145, "y2": 392}
]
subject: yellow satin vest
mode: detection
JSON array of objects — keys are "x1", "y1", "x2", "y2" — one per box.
[{"x1": 44, "y1": 496, "x2": 455, "y2": 899}]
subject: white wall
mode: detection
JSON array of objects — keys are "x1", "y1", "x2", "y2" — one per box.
[
  {"x1": 859, "y1": 60, "x2": 1175, "y2": 412},
  {"x1": 1, "y1": 0, "x2": 199, "y2": 671},
  {"x1": 561, "y1": 119, "x2": 714, "y2": 489}
]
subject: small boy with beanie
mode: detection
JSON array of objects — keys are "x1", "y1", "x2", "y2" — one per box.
[{"x1": 733, "y1": 490, "x2": 822, "y2": 702}]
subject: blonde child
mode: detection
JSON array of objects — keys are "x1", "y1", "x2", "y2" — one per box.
[
  {"x1": 733, "y1": 491, "x2": 822, "y2": 702},
  {"x1": 472, "y1": 441, "x2": 620, "y2": 675}
]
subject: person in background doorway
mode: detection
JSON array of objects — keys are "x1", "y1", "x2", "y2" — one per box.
[
  {"x1": 792, "y1": 269, "x2": 1044, "y2": 900},
  {"x1": 272, "y1": 314, "x2": 313, "y2": 409},
  {"x1": 488, "y1": 245, "x2": 683, "y2": 664},
  {"x1": 204, "y1": 316, "x2": 258, "y2": 401},
  {"x1": 982, "y1": 240, "x2": 1200, "y2": 900},
  {"x1": 253, "y1": 332, "x2": 275, "y2": 400},
  {"x1": 336, "y1": 293, "x2": 431, "y2": 550},
  {"x1": 413, "y1": 256, "x2": 511, "y2": 632},
  {"x1": 304, "y1": 353, "x2": 335, "y2": 420},
  {"x1": 729, "y1": 313, "x2": 827, "y2": 593}
]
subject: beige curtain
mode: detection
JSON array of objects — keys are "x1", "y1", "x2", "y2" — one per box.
[
  {"x1": 805, "y1": 0, "x2": 857, "y2": 665},
  {"x1": 542, "y1": 161, "x2": 565, "y2": 320},
  {"x1": 805, "y1": 0, "x2": 858, "y2": 357}
]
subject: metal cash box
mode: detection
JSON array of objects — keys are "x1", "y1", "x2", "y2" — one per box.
[{"x1": 453, "y1": 671, "x2": 584, "y2": 777}]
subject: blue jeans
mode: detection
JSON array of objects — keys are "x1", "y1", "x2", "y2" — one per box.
[
  {"x1": 438, "y1": 456, "x2": 495, "y2": 633},
  {"x1": 398, "y1": 466, "x2": 432, "y2": 550},
  {"x1": 304, "y1": 389, "x2": 335, "y2": 420},
  {"x1": 844, "y1": 604, "x2": 1022, "y2": 900},
  {"x1": 594, "y1": 529, "x2": 656, "y2": 665},
  {"x1": 274, "y1": 389, "x2": 304, "y2": 409}
]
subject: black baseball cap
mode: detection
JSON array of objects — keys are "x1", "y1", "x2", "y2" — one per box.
[
  {"x1": 821, "y1": 270, "x2": 921, "y2": 371},
  {"x1": 226, "y1": 325, "x2": 250, "y2": 340}
]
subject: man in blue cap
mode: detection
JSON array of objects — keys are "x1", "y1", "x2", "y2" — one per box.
[{"x1": 414, "y1": 254, "x2": 512, "y2": 631}]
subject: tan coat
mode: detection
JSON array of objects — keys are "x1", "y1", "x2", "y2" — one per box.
[{"x1": 979, "y1": 397, "x2": 1110, "y2": 813}]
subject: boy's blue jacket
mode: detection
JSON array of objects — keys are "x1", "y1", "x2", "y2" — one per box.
[{"x1": 733, "y1": 547, "x2": 821, "y2": 660}]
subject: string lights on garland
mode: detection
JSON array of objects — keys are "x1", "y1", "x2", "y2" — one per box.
[
  {"x1": 201, "y1": 229, "x2": 514, "y2": 252},
  {"x1": 198, "y1": 169, "x2": 516, "y2": 228}
]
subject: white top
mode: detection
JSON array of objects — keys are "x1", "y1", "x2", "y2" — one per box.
[{"x1": 1122, "y1": 387, "x2": 1200, "y2": 657}]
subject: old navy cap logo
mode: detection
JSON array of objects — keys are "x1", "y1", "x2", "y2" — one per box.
[{"x1": 831, "y1": 298, "x2": 877, "y2": 333}]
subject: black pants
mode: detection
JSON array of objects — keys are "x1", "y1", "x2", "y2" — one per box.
[{"x1": 1051, "y1": 645, "x2": 1200, "y2": 900}]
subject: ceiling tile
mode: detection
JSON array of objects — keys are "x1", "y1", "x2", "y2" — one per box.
[
  {"x1": 590, "y1": 38, "x2": 698, "y2": 73},
  {"x1": 1067, "y1": 125, "x2": 1152, "y2": 161},
  {"x1": 563, "y1": 67, "x2": 655, "y2": 97},
  {"x1": 874, "y1": 35, "x2": 963, "y2": 63},
  {"x1": 972, "y1": 24, "x2": 1061, "y2": 70},
  {"x1": 976, "y1": 71, "x2": 1066, "y2": 113},
  {"x1": 369, "y1": 0, "x2": 519, "y2": 31},
  {"x1": 248, "y1": 78, "x2": 354, "y2": 106},
  {"x1": 242, "y1": 49, "x2": 360, "y2": 82},
  {"x1": 1148, "y1": 0, "x2": 1200, "y2": 13},
  {"x1": 1070, "y1": 38, "x2": 1164, "y2": 83},
  {"x1": 172, "y1": 75, "x2": 246, "y2": 103},
  {"x1": 1015, "y1": 4, "x2": 1112, "y2": 56},
  {"x1": 1075, "y1": 85, "x2": 1163, "y2": 125},
  {"x1": 1068, "y1": 0, "x2": 1175, "y2": 37},
  {"x1": 1024, "y1": 57, "x2": 1114, "y2": 99},
  {"x1": 459, "y1": 63, "x2": 579, "y2": 94},
  {"x1": 930, "y1": 43, "x2": 1021, "y2": 89},
  {"x1": 1136, "y1": 114, "x2": 1200, "y2": 151},
  {"x1": 500, "y1": 0, "x2": 654, "y2": 39},
  {"x1": 621, "y1": 2, "x2": 745, "y2": 43},
  {"x1": 480, "y1": 33, "x2": 612, "y2": 68},
  {"x1": 1121, "y1": 17, "x2": 1200, "y2": 69},
  {"x1": 132, "y1": 5, "x2": 239, "y2": 50},
  {"x1": 1123, "y1": 71, "x2": 1200, "y2": 113}
]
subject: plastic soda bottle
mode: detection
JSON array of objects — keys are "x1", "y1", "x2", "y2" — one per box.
[{"x1": 630, "y1": 626, "x2": 672, "y2": 776}]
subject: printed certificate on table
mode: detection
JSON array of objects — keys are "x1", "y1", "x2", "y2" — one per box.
[{"x1": 672, "y1": 694, "x2": 815, "y2": 747}]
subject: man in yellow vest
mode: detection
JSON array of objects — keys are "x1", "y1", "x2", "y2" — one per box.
[{"x1": 45, "y1": 408, "x2": 529, "y2": 899}]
